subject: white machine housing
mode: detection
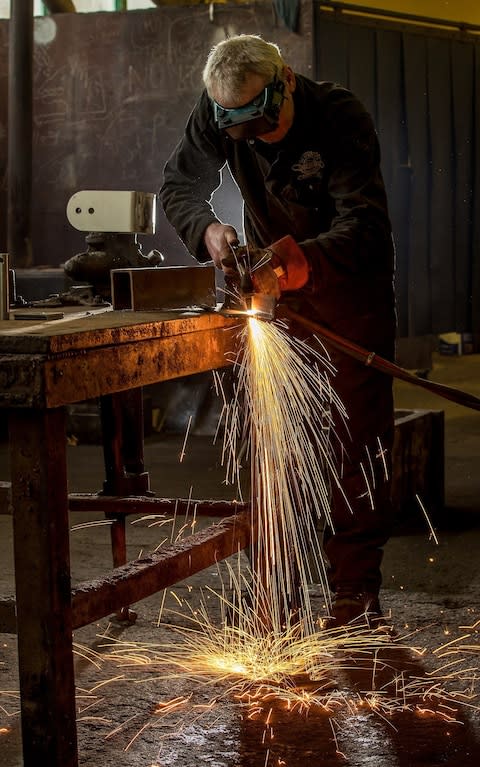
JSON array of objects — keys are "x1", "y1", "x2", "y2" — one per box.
[{"x1": 66, "y1": 190, "x2": 157, "y2": 234}]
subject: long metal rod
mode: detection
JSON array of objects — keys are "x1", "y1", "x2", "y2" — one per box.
[
  {"x1": 283, "y1": 307, "x2": 480, "y2": 412},
  {"x1": 0, "y1": 506, "x2": 252, "y2": 635},
  {"x1": 68, "y1": 493, "x2": 248, "y2": 517},
  {"x1": 71, "y1": 509, "x2": 252, "y2": 629},
  {"x1": 7, "y1": 0, "x2": 34, "y2": 269},
  {"x1": 318, "y1": 1, "x2": 480, "y2": 33}
]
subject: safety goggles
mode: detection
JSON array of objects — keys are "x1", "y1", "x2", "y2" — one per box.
[{"x1": 212, "y1": 75, "x2": 286, "y2": 140}]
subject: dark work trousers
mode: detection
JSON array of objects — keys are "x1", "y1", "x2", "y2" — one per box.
[
  {"x1": 285, "y1": 315, "x2": 395, "y2": 597},
  {"x1": 322, "y1": 342, "x2": 394, "y2": 596}
]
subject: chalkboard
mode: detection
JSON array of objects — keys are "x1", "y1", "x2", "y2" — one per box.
[{"x1": 0, "y1": 4, "x2": 313, "y2": 268}]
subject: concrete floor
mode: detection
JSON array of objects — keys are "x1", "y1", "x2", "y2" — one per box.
[{"x1": 1, "y1": 351, "x2": 480, "y2": 766}]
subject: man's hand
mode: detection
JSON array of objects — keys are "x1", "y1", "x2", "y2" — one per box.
[
  {"x1": 207, "y1": 233, "x2": 310, "y2": 300},
  {"x1": 203, "y1": 222, "x2": 239, "y2": 275}
]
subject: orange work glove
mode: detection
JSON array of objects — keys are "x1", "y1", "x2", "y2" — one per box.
[
  {"x1": 266, "y1": 236, "x2": 310, "y2": 292},
  {"x1": 222, "y1": 237, "x2": 310, "y2": 297}
]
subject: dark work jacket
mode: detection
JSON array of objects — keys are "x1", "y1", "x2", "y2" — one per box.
[{"x1": 160, "y1": 75, "x2": 396, "y2": 356}]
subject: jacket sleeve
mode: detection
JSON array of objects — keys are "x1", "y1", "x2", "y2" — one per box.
[
  {"x1": 301, "y1": 91, "x2": 394, "y2": 289},
  {"x1": 159, "y1": 91, "x2": 228, "y2": 261}
]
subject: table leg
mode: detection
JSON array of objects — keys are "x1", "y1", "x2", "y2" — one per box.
[
  {"x1": 100, "y1": 388, "x2": 148, "y2": 621},
  {"x1": 9, "y1": 407, "x2": 78, "y2": 767},
  {"x1": 100, "y1": 388, "x2": 150, "y2": 495}
]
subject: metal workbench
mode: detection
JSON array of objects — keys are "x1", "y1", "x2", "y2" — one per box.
[{"x1": 0, "y1": 307, "x2": 250, "y2": 767}]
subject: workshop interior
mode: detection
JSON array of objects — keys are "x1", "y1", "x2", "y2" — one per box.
[{"x1": 1, "y1": 2, "x2": 480, "y2": 767}]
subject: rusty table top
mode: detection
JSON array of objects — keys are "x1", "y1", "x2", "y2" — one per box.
[{"x1": 0, "y1": 307, "x2": 240, "y2": 408}]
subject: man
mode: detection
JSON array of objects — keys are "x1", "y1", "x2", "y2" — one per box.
[{"x1": 160, "y1": 34, "x2": 396, "y2": 628}]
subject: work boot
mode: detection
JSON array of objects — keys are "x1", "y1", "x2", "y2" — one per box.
[{"x1": 322, "y1": 588, "x2": 393, "y2": 633}]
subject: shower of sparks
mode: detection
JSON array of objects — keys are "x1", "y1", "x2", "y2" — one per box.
[
  {"x1": 219, "y1": 315, "x2": 352, "y2": 635},
  {"x1": 71, "y1": 583, "x2": 478, "y2": 753},
  {"x1": 96, "y1": 588, "x2": 397, "y2": 688}
]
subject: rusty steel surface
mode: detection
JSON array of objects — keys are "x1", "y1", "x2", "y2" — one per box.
[
  {"x1": 0, "y1": 309, "x2": 238, "y2": 355},
  {"x1": 71, "y1": 509, "x2": 252, "y2": 629},
  {"x1": 9, "y1": 408, "x2": 78, "y2": 767},
  {"x1": 0, "y1": 311, "x2": 240, "y2": 408},
  {"x1": 111, "y1": 264, "x2": 217, "y2": 311},
  {"x1": 42, "y1": 325, "x2": 237, "y2": 407},
  {"x1": 0, "y1": 353, "x2": 45, "y2": 407}
]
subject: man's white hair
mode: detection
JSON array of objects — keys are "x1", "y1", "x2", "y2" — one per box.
[{"x1": 203, "y1": 34, "x2": 285, "y2": 102}]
